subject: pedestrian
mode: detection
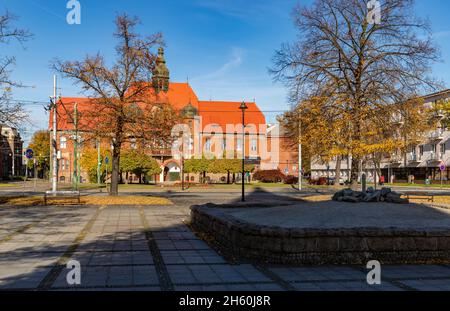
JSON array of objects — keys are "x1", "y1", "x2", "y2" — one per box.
[{"x1": 379, "y1": 175, "x2": 385, "y2": 186}]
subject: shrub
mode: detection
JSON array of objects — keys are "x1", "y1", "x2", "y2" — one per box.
[
  {"x1": 253, "y1": 169, "x2": 286, "y2": 183},
  {"x1": 284, "y1": 175, "x2": 299, "y2": 184}
]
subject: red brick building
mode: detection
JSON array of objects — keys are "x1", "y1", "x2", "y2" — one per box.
[{"x1": 49, "y1": 48, "x2": 283, "y2": 184}]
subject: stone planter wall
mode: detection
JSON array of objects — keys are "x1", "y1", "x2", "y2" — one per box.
[{"x1": 190, "y1": 205, "x2": 450, "y2": 265}]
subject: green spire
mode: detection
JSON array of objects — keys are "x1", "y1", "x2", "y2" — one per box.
[{"x1": 153, "y1": 47, "x2": 170, "y2": 93}]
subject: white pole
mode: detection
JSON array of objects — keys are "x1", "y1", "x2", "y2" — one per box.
[
  {"x1": 298, "y1": 110, "x2": 302, "y2": 190},
  {"x1": 12, "y1": 153, "x2": 15, "y2": 177},
  {"x1": 52, "y1": 75, "x2": 58, "y2": 193}
]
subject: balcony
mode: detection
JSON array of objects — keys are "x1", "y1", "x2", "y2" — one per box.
[
  {"x1": 408, "y1": 154, "x2": 422, "y2": 163},
  {"x1": 429, "y1": 129, "x2": 445, "y2": 142},
  {"x1": 428, "y1": 152, "x2": 444, "y2": 163},
  {"x1": 389, "y1": 155, "x2": 403, "y2": 164}
]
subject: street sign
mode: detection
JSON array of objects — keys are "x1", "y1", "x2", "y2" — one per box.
[
  {"x1": 440, "y1": 163, "x2": 446, "y2": 171},
  {"x1": 25, "y1": 149, "x2": 34, "y2": 159}
]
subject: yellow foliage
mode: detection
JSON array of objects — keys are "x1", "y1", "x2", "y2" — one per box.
[{"x1": 0, "y1": 196, "x2": 172, "y2": 206}]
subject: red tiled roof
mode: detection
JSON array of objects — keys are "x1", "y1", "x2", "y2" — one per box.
[
  {"x1": 136, "y1": 82, "x2": 199, "y2": 110},
  {"x1": 50, "y1": 83, "x2": 266, "y2": 135},
  {"x1": 198, "y1": 101, "x2": 266, "y2": 134},
  {"x1": 49, "y1": 98, "x2": 97, "y2": 131}
]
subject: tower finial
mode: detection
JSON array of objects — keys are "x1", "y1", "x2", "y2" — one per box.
[{"x1": 153, "y1": 46, "x2": 170, "y2": 93}]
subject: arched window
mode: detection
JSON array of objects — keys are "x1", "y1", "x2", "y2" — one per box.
[{"x1": 60, "y1": 137, "x2": 67, "y2": 149}]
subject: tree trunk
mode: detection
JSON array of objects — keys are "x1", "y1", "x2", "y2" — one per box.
[
  {"x1": 110, "y1": 145, "x2": 121, "y2": 196},
  {"x1": 125, "y1": 172, "x2": 129, "y2": 184},
  {"x1": 334, "y1": 156, "x2": 342, "y2": 186},
  {"x1": 227, "y1": 171, "x2": 230, "y2": 184},
  {"x1": 350, "y1": 156, "x2": 360, "y2": 190}
]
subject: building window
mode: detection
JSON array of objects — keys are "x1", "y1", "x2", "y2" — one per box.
[
  {"x1": 250, "y1": 139, "x2": 257, "y2": 152},
  {"x1": 130, "y1": 138, "x2": 137, "y2": 150},
  {"x1": 60, "y1": 137, "x2": 67, "y2": 149},
  {"x1": 419, "y1": 145, "x2": 424, "y2": 156},
  {"x1": 441, "y1": 143, "x2": 446, "y2": 154},
  {"x1": 205, "y1": 138, "x2": 211, "y2": 151},
  {"x1": 236, "y1": 138, "x2": 242, "y2": 151},
  {"x1": 222, "y1": 138, "x2": 226, "y2": 151}
]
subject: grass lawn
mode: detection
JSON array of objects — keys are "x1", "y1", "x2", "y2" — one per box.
[
  {"x1": 0, "y1": 184, "x2": 15, "y2": 188},
  {"x1": 0, "y1": 195, "x2": 172, "y2": 206},
  {"x1": 388, "y1": 183, "x2": 450, "y2": 188},
  {"x1": 301, "y1": 194, "x2": 450, "y2": 204},
  {"x1": 59, "y1": 184, "x2": 107, "y2": 191},
  {"x1": 116, "y1": 182, "x2": 294, "y2": 189}
]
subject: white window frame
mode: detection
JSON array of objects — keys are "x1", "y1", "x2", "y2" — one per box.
[
  {"x1": 60, "y1": 137, "x2": 67, "y2": 149},
  {"x1": 250, "y1": 138, "x2": 257, "y2": 152}
]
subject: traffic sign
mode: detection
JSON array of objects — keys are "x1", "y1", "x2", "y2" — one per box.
[
  {"x1": 440, "y1": 163, "x2": 446, "y2": 171},
  {"x1": 25, "y1": 149, "x2": 34, "y2": 159},
  {"x1": 105, "y1": 156, "x2": 109, "y2": 165}
]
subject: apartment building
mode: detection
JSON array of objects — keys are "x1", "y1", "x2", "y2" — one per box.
[
  {"x1": 0, "y1": 125, "x2": 24, "y2": 179},
  {"x1": 310, "y1": 89, "x2": 450, "y2": 183}
]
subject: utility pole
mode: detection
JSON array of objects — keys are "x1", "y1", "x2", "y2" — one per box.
[
  {"x1": 51, "y1": 75, "x2": 58, "y2": 193},
  {"x1": 97, "y1": 138, "x2": 101, "y2": 187},
  {"x1": 239, "y1": 102, "x2": 248, "y2": 202},
  {"x1": 298, "y1": 109, "x2": 302, "y2": 191},
  {"x1": 11, "y1": 152, "x2": 15, "y2": 178},
  {"x1": 73, "y1": 102, "x2": 79, "y2": 190},
  {"x1": 181, "y1": 134, "x2": 185, "y2": 191}
]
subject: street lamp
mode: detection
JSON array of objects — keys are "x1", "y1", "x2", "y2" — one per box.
[
  {"x1": 8, "y1": 152, "x2": 13, "y2": 177},
  {"x1": 239, "y1": 101, "x2": 248, "y2": 202}
]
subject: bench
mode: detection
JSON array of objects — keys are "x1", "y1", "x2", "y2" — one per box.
[
  {"x1": 44, "y1": 191, "x2": 81, "y2": 205},
  {"x1": 404, "y1": 192, "x2": 434, "y2": 202}
]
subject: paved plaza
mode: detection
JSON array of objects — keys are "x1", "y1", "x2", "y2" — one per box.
[{"x1": 1, "y1": 190, "x2": 450, "y2": 291}]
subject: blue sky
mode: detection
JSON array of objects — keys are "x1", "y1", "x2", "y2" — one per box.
[{"x1": 1, "y1": 0, "x2": 450, "y2": 144}]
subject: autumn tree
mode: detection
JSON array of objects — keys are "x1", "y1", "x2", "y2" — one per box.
[
  {"x1": 53, "y1": 14, "x2": 180, "y2": 195},
  {"x1": 279, "y1": 96, "x2": 350, "y2": 185},
  {"x1": 120, "y1": 149, "x2": 161, "y2": 183},
  {"x1": 0, "y1": 11, "x2": 32, "y2": 128},
  {"x1": 27, "y1": 131, "x2": 50, "y2": 178},
  {"x1": 434, "y1": 97, "x2": 450, "y2": 129},
  {"x1": 184, "y1": 158, "x2": 210, "y2": 183},
  {"x1": 272, "y1": 0, "x2": 440, "y2": 188},
  {"x1": 208, "y1": 159, "x2": 254, "y2": 184},
  {"x1": 80, "y1": 147, "x2": 112, "y2": 183}
]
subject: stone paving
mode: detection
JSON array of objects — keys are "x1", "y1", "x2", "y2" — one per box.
[{"x1": 1, "y1": 196, "x2": 450, "y2": 291}]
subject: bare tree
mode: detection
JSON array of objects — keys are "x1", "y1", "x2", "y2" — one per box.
[
  {"x1": 271, "y1": 0, "x2": 440, "y2": 188},
  {"x1": 0, "y1": 11, "x2": 32, "y2": 127},
  {"x1": 53, "y1": 14, "x2": 180, "y2": 195}
]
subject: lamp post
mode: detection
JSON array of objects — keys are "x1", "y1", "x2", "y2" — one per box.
[
  {"x1": 181, "y1": 133, "x2": 185, "y2": 191},
  {"x1": 8, "y1": 153, "x2": 13, "y2": 178},
  {"x1": 239, "y1": 101, "x2": 248, "y2": 202}
]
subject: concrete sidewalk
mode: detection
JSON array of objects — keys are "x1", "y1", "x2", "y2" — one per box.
[{"x1": 1, "y1": 203, "x2": 450, "y2": 291}]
